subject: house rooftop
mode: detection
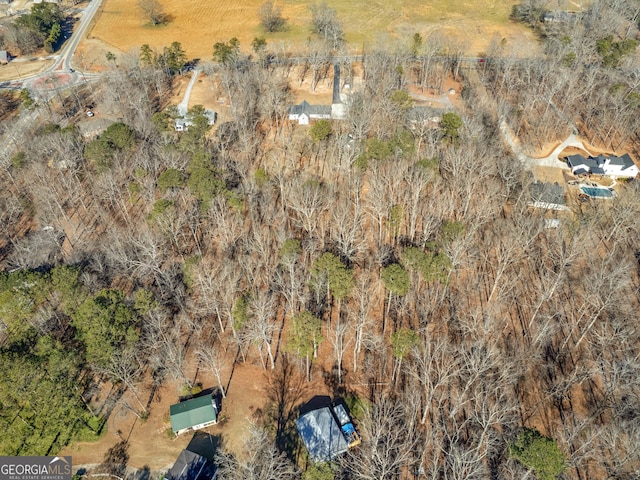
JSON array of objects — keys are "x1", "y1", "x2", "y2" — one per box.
[
  {"x1": 567, "y1": 152, "x2": 637, "y2": 176},
  {"x1": 165, "y1": 450, "x2": 217, "y2": 480},
  {"x1": 594, "y1": 153, "x2": 635, "y2": 168},
  {"x1": 408, "y1": 105, "x2": 446, "y2": 122},
  {"x1": 297, "y1": 406, "x2": 349, "y2": 462},
  {"x1": 566, "y1": 154, "x2": 596, "y2": 169},
  {"x1": 204, "y1": 110, "x2": 217, "y2": 125},
  {"x1": 332, "y1": 63, "x2": 342, "y2": 105},
  {"x1": 289, "y1": 100, "x2": 332, "y2": 116},
  {"x1": 170, "y1": 393, "x2": 217, "y2": 434},
  {"x1": 529, "y1": 181, "x2": 568, "y2": 210}
]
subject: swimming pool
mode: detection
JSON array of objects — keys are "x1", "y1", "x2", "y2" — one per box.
[{"x1": 580, "y1": 186, "x2": 615, "y2": 198}]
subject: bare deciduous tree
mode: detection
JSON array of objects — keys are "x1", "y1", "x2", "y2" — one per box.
[
  {"x1": 310, "y1": 1, "x2": 344, "y2": 50},
  {"x1": 216, "y1": 424, "x2": 299, "y2": 480},
  {"x1": 139, "y1": 0, "x2": 167, "y2": 26},
  {"x1": 341, "y1": 397, "x2": 420, "y2": 480},
  {"x1": 259, "y1": 1, "x2": 286, "y2": 33},
  {"x1": 196, "y1": 338, "x2": 228, "y2": 397},
  {"x1": 245, "y1": 290, "x2": 278, "y2": 370}
]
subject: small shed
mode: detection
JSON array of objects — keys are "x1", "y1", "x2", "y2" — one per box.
[
  {"x1": 408, "y1": 106, "x2": 444, "y2": 126},
  {"x1": 170, "y1": 393, "x2": 218, "y2": 436},
  {"x1": 204, "y1": 109, "x2": 217, "y2": 125},
  {"x1": 0, "y1": 51, "x2": 8, "y2": 64}
]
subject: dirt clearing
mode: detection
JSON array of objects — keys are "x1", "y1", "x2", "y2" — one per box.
[{"x1": 60, "y1": 355, "x2": 274, "y2": 470}]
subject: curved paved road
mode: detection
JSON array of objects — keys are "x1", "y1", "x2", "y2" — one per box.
[
  {"x1": 54, "y1": 0, "x2": 103, "y2": 73},
  {"x1": 531, "y1": 133, "x2": 586, "y2": 168},
  {"x1": 499, "y1": 118, "x2": 591, "y2": 170}
]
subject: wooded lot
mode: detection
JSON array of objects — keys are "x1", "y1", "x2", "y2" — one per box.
[{"x1": 1, "y1": 1, "x2": 640, "y2": 479}]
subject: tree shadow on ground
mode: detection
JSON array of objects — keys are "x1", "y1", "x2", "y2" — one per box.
[
  {"x1": 128, "y1": 465, "x2": 150, "y2": 480},
  {"x1": 262, "y1": 355, "x2": 308, "y2": 459},
  {"x1": 185, "y1": 431, "x2": 223, "y2": 461},
  {"x1": 92, "y1": 383, "x2": 126, "y2": 436},
  {"x1": 321, "y1": 365, "x2": 347, "y2": 398},
  {"x1": 94, "y1": 440, "x2": 129, "y2": 478}
]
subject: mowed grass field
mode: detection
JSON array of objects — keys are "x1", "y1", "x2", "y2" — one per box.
[{"x1": 87, "y1": 0, "x2": 536, "y2": 63}]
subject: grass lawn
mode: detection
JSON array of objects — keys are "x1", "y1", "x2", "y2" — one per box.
[
  {"x1": 0, "y1": 59, "x2": 52, "y2": 81},
  {"x1": 87, "y1": 0, "x2": 536, "y2": 63}
]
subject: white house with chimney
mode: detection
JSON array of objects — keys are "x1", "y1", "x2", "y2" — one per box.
[
  {"x1": 288, "y1": 101, "x2": 332, "y2": 125},
  {"x1": 566, "y1": 153, "x2": 638, "y2": 178}
]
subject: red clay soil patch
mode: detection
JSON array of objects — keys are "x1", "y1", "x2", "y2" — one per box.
[
  {"x1": 30, "y1": 73, "x2": 75, "y2": 92},
  {"x1": 406, "y1": 77, "x2": 462, "y2": 110},
  {"x1": 173, "y1": 72, "x2": 223, "y2": 115},
  {"x1": 558, "y1": 146, "x2": 592, "y2": 158},
  {"x1": 169, "y1": 75, "x2": 190, "y2": 107},
  {"x1": 73, "y1": 38, "x2": 116, "y2": 74},
  {"x1": 531, "y1": 139, "x2": 621, "y2": 161},
  {"x1": 207, "y1": 361, "x2": 270, "y2": 457},
  {"x1": 580, "y1": 139, "x2": 618, "y2": 157},
  {"x1": 188, "y1": 75, "x2": 218, "y2": 111},
  {"x1": 530, "y1": 141, "x2": 592, "y2": 160}
]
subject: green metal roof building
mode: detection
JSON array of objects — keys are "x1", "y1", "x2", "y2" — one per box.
[{"x1": 170, "y1": 393, "x2": 218, "y2": 435}]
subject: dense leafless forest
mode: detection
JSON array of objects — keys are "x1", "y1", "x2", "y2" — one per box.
[{"x1": 1, "y1": 1, "x2": 640, "y2": 479}]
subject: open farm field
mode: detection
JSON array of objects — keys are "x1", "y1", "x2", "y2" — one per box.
[{"x1": 86, "y1": 0, "x2": 538, "y2": 63}]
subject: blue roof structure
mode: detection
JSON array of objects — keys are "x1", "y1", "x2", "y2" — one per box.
[{"x1": 296, "y1": 406, "x2": 349, "y2": 462}]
